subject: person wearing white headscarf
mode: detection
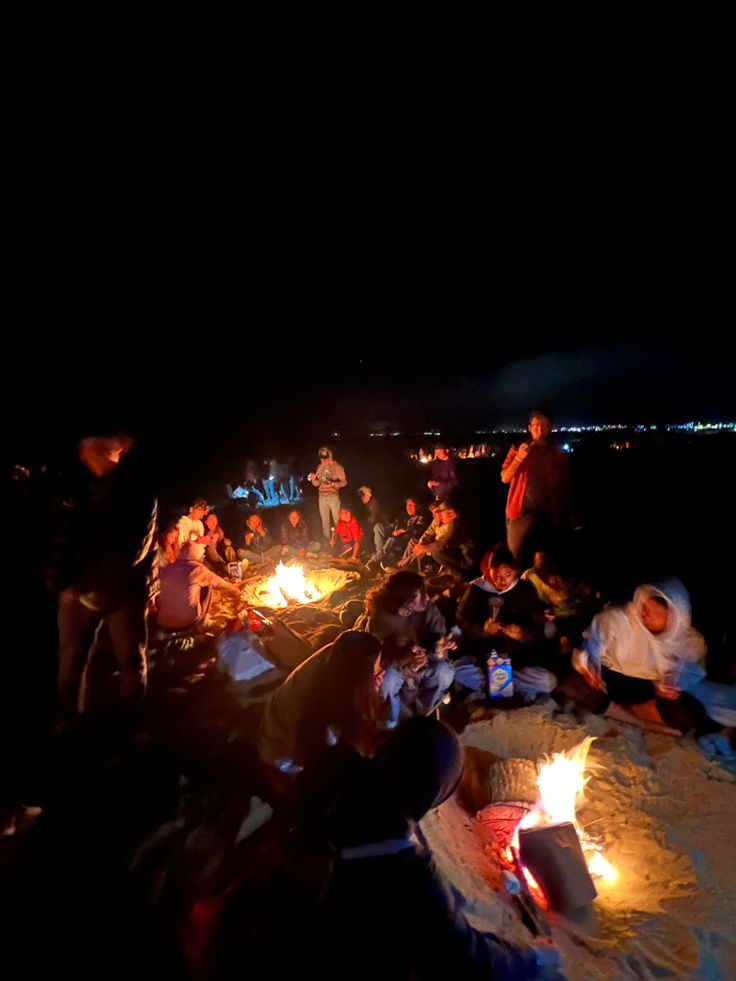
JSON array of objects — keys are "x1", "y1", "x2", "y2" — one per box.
[{"x1": 575, "y1": 578, "x2": 728, "y2": 734}]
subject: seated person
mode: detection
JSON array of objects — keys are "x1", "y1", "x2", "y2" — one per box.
[
  {"x1": 370, "y1": 496, "x2": 428, "y2": 567},
  {"x1": 258, "y1": 631, "x2": 384, "y2": 774},
  {"x1": 280, "y1": 509, "x2": 312, "y2": 558},
  {"x1": 157, "y1": 542, "x2": 241, "y2": 631},
  {"x1": 456, "y1": 543, "x2": 546, "y2": 669},
  {"x1": 237, "y1": 514, "x2": 282, "y2": 566},
  {"x1": 522, "y1": 550, "x2": 595, "y2": 654},
  {"x1": 330, "y1": 506, "x2": 362, "y2": 561},
  {"x1": 176, "y1": 498, "x2": 210, "y2": 552},
  {"x1": 364, "y1": 571, "x2": 456, "y2": 723},
  {"x1": 316, "y1": 717, "x2": 557, "y2": 980},
  {"x1": 157, "y1": 521, "x2": 180, "y2": 569},
  {"x1": 203, "y1": 511, "x2": 229, "y2": 573},
  {"x1": 573, "y1": 579, "x2": 725, "y2": 736},
  {"x1": 357, "y1": 486, "x2": 386, "y2": 562},
  {"x1": 398, "y1": 504, "x2": 470, "y2": 573}
]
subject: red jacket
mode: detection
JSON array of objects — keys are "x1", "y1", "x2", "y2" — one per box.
[{"x1": 333, "y1": 517, "x2": 362, "y2": 544}]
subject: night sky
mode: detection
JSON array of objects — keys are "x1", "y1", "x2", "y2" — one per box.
[{"x1": 7, "y1": 162, "x2": 734, "y2": 466}]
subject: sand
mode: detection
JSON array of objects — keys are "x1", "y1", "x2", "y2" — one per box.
[{"x1": 422, "y1": 703, "x2": 736, "y2": 979}]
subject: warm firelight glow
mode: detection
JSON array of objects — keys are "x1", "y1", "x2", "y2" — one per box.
[
  {"x1": 260, "y1": 562, "x2": 321, "y2": 608},
  {"x1": 512, "y1": 737, "x2": 619, "y2": 888}
]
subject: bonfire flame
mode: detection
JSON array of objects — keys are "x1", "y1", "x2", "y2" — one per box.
[
  {"x1": 512, "y1": 737, "x2": 619, "y2": 888},
  {"x1": 260, "y1": 562, "x2": 321, "y2": 608}
]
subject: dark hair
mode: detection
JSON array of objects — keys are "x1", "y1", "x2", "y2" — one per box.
[
  {"x1": 366, "y1": 571, "x2": 426, "y2": 617},
  {"x1": 529, "y1": 407, "x2": 553, "y2": 425},
  {"x1": 480, "y1": 542, "x2": 518, "y2": 579},
  {"x1": 310, "y1": 631, "x2": 383, "y2": 756}
]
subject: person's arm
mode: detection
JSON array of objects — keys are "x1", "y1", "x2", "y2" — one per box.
[
  {"x1": 195, "y1": 564, "x2": 241, "y2": 597},
  {"x1": 333, "y1": 463, "x2": 347, "y2": 490},
  {"x1": 410, "y1": 852, "x2": 543, "y2": 980},
  {"x1": 310, "y1": 465, "x2": 322, "y2": 488},
  {"x1": 500, "y1": 443, "x2": 529, "y2": 485}
]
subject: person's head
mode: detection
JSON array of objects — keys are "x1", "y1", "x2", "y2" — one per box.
[
  {"x1": 339, "y1": 506, "x2": 353, "y2": 523},
  {"x1": 357, "y1": 485, "x2": 372, "y2": 503},
  {"x1": 288, "y1": 510, "x2": 301, "y2": 527},
  {"x1": 78, "y1": 433, "x2": 134, "y2": 477},
  {"x1": 327, "y1": 716, "x2": 464, "y2": 847},
  {"x1": 189, "y1": 498, "x2": 209, "y2": 521},
  {"x1": 318, "y1": 445, "x2": 333, "y2": 461},
  {"x1": 179, "y1": 542, "x2": 204, "y2": 562},
  {"x1": 160, "y1": 522, "x2": 179, "y2": 548},
  {"x1": 429, "y1": 501, "x2": 442, "y2": 517},
  {"x1": 480, "y1": 543, "x2": 519, "y2": 592},
  {"x1": 528, "y1": 409, "x2": 552, "y2": 442},
  {"x1": 439, "y1": 505, "x2": 456, "y2": 525},
  {"x1": 434, "y1": 446, "x2": 449, "y2": 461},
  {"x1": 405, "y1": 496, "x2": 419, "y2": 516},
  {"x1": 204, "y1": 513, "x2": 219, "y2": 530},
  {"x1": 319, "y1": 631, "x2": 384, "y2": 752},
  {"x1": 639, "y1": 595, "x2": 669, "y2": 634},
  {"x1": 246, "y1": 514, "x2": 263, "y2": 532},
  {"x1": 367, "y1": 570, "x2": 427, "y2": 618}
]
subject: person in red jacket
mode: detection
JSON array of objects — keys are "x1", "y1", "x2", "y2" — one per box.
[{"x1": 330, "y1": 506, "x2": 362, "y2": 561}]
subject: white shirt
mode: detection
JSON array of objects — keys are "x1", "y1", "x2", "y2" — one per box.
[{"x1": 177, "y1": 514, "x2": 204, "y2": 546}]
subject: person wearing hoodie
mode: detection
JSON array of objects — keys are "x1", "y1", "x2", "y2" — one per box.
[
  {"x1": 309, "y1": 445, "x2": 348, "y2": 540},
  {"x1": 573, "y1": 578, "x2": 728, "y2": 736},
  {"x1": 317, "y1": 717, "x2": 559, "y2": 979},
  {"x1": 456, "y1": 543, "x2": 546, "y2": 668}
]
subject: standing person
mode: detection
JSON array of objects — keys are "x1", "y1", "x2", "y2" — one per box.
[
  {"x1": 47, "y1": 432, "x2": 157, "y2": 723},
  {"x1": 309, "y1": 446, "x2": 347, "y2": 540},
  {"x1": 501, "y1": 409, "x2": 571, "y2": 565},
  {"x1": 427, "y1": 445, "x2": 458, "y2": 502}
]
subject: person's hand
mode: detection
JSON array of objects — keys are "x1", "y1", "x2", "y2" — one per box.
[
  {"x1": 503, "y1": 624, "x2": 526, "y2": 643},
  {"x1": 427, "y1": 480, "x2": 438, "y2": 489},
  {"x1": 483, "y1": 619, "x2": 504, "y2": 636},
  {"x1": 654, "y1": 682, "x2": 680, "y2": 700},
  {"x1": 406, "y1": 646, "x2": 428, "y2": 671},
  {"x1": 307, "y1": 472, "x2": 316, "y2": 481},
  {"x1": 572, "y1": 649, "x2": 605, "y2": 691},
  {"x1": 436, "y1": 635, "x2": 457, "y2": 655},
  {"x1": 533, "y1": 939, "x2": 562, "y2": 979},
  {"x1": 516, "y1": 442, "x2": 530, "y2": 461},
  {"x1": 415, "y1": 544, "x2": 427, "y2": 555},
  {"x1": 392, "y1": 528, "x2": 406, "y2": 536},
  {"x1": 245, "y1": 533, "x2": 255, "y2": 546}
]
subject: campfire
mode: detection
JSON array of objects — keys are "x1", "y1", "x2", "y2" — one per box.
[
  {"x1": 259, "y1": 562, "x2": 322, "y2": 608},
  {"x1": 239, "y1": 561, "x2": 361, "y2": 610},
  {"x1": 480, "y1": 737, "x2": 618, "y2": 912}
]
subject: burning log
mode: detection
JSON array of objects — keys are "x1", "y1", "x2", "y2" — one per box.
[{"x1": 518, "y1": 822, "x2": 597, "y2": 912}]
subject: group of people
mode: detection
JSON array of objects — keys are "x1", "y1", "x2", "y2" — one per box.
[{"x1": 37, "y1": 419, "x2": 734, "y2": 979}]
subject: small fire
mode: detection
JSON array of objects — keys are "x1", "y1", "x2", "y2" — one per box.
[
  {"x1": 260, "y1": 562, "x2": 321, "y2": 608},
  {"x1": 511, "y1": 737, "x2": 619, "y2": 887}
]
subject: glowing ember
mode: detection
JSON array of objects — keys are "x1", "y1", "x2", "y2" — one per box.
[
  {"x1": 260, "y1": 562, "x2": 321, "y2": 608},
  {"x1": 511, "y1": 737, "x2": 618, "y2": 888}
]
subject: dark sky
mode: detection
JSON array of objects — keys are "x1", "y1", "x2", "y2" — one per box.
[{"x1": 6, "y1": 160, "x2": 734, "y2": 464}]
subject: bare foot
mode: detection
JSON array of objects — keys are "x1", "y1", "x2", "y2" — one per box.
[{"x1": 605, "y1": 701, "x2": 682, "y2": 737}]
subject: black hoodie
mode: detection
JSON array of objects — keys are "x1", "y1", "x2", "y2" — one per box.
[{"x1": 316, "y1": 718, "x2": 539, "y2": 980}]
